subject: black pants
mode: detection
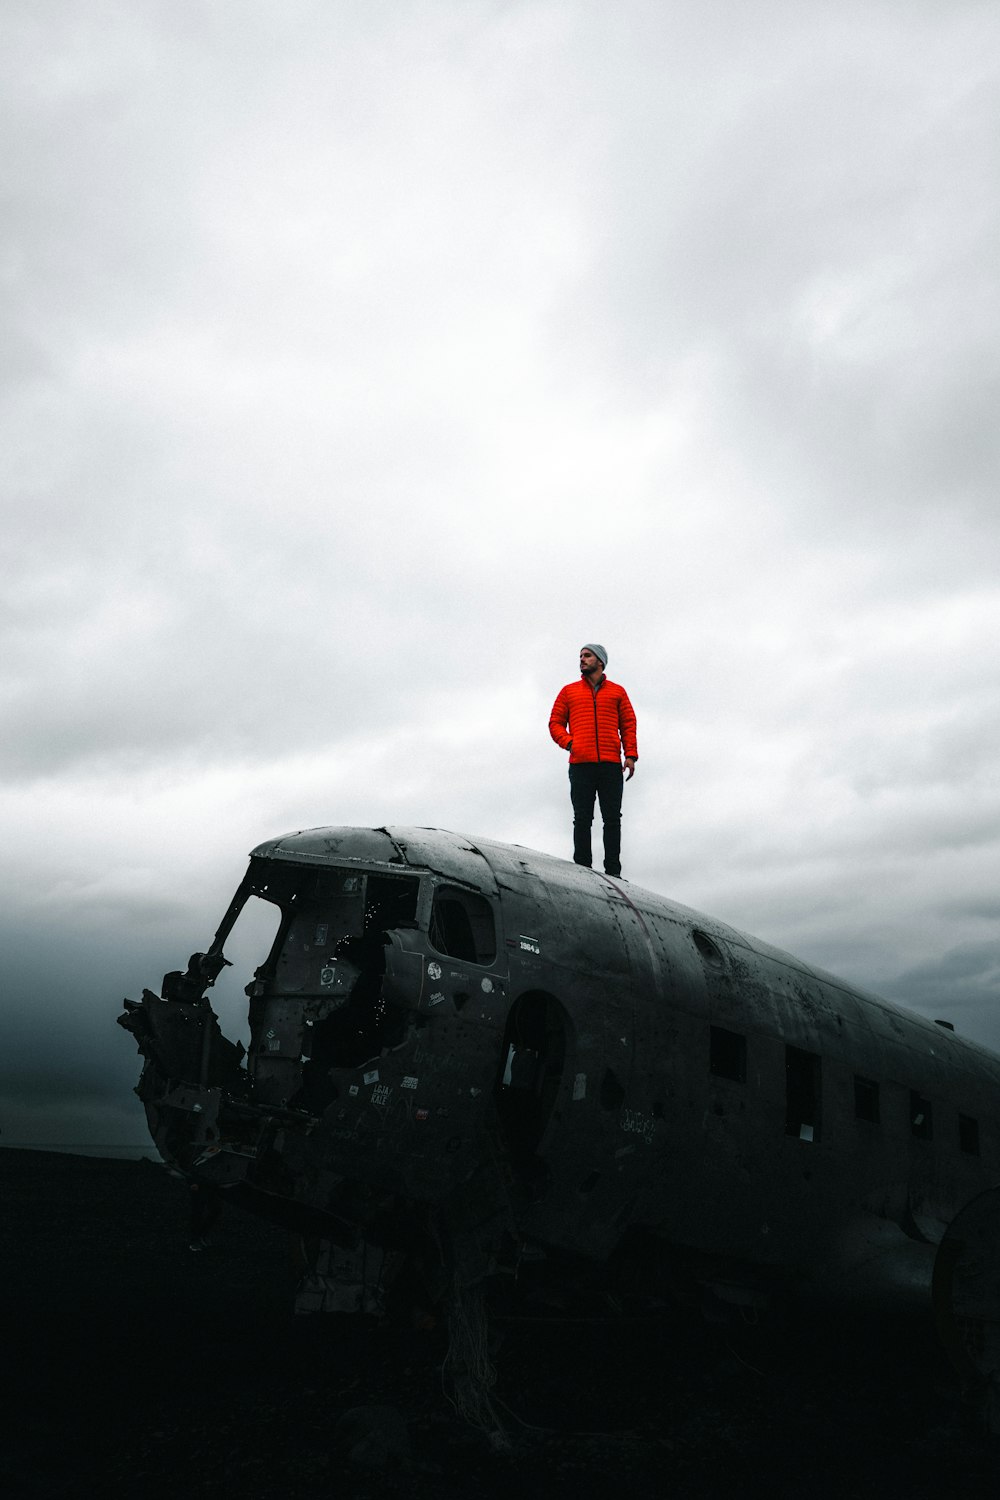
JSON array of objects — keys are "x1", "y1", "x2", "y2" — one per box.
[{"x1": 569, "y1": 762, "x2": 624, "y2": 875}]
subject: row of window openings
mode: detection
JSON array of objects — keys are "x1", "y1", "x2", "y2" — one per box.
[{"x1": 709, "y1": 1026, "x2": 981, "y2": 1156}]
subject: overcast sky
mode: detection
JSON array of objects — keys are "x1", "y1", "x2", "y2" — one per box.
[{"x1": 3, "y1": 0, "x2": 999, "y2": 1156}]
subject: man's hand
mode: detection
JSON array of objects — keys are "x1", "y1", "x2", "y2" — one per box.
[{"x1": 624, "y1": 757, "x2": 636, "y2": 781}]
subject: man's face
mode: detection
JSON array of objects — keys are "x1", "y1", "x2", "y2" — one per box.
[{"x1": 579, "y1": 648, "x2": 602, "y2": 678}]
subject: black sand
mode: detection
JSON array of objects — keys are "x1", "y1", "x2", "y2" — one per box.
[{"x1": 1, "y1": 1148, "x2": 996, "y2": 1498}]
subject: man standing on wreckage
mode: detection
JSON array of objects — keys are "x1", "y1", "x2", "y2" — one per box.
[{"x1": 548, "y1": 643, "x2": 638, "y2": 878}]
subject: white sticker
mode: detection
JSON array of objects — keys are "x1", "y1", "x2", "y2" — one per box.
[
  {"x1": 481, "y1": 978, "x2": 494, "y2": 994},
  {"x1": 427, "y1": 961, "x2": 442, "y2": 980},
  {"x1": 372, "y1": 1084, "x2": 392, "y2": 1106},
  {"x1": 363, "y1": 1069, "x2": 379, "y2": 1085},
  {"x1": 349, "y1": 1085, "x2": 359, "y2": 1097},
  {"x1": 519, "y1": 936, "x2": 540, "y2": 955},
  {"x1": 621, "y1": 1108, "x2": 656, "y2": 1144},
  {"x1": 320, "y1": 964, "x2": 336, "y2": 987},
  {"x1": 402, "y1": 1076, "x2": 418, "y2": 1090},
  {"x1": 428, "y1": 992, "x2": 444, "y2": 1006},
  {"x1": 573, "y1": 1072, "x2": 587, "y2": 1101}
]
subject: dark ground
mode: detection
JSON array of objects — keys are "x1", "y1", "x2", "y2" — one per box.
[{"x1": 1, "y1": 1149, "x2": 997, "y2": 1500}]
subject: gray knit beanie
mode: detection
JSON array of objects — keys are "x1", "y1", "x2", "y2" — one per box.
[{"x1": 582, "y1": 643, "x2": 608, "y2": 668}]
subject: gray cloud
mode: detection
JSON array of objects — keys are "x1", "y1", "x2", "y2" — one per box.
[{"x1": 880, "y1": 942, "x2": 1000, "y2": 1044}]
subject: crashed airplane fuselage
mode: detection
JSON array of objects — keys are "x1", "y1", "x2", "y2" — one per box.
[{"x1": 119, "y1": 825, "x2": 1000, "y2": 1386}]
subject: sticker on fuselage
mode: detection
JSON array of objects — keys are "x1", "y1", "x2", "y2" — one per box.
[
  {"x1": 519, "y1": 935, "x2": 541, "y2": 955},
  {"x1": 620, "y1": 1108, "x2": 656, "y2": 1144},
  {"x1": 363, "y1": 1069, "x2": 379, "y2": 1085}
]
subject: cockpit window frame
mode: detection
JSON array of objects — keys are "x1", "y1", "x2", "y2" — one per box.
[{"x1": 428, "y1": 881, "x2": 498, "y2": 967}]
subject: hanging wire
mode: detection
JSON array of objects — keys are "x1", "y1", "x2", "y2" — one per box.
[{"x1": 441, "y1": 1271, "x2": 511, "y2": 1452}]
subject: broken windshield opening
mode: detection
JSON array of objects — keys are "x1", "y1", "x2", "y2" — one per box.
[
  {"x1": 240, "y1": 865, "x2": 422, "y2": 1107},
  {"x1": 299, "y1": 873, "x2": 421, "y2": 1092},
  {"x1": 255, "y1": 869, "x2": 420, "y2": 996},
  {"x1": 207, "y1": 896, "x2": 283, "y2": 1049}
]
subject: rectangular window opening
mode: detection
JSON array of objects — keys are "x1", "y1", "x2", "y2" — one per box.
[
  {"x1": 785, "y1": 1046, "x2": 821, "y2": 1142},
  {"x1": 854, "y1": 1076, "x2": 880, "y2": 1124},
  {"x1": 910, "y1": 1090, "x2": 934, "y2": 1141},
  {"x1": 710, "y1": 1026, "x2": 747, "y2": 1083},
  {"x1": 959, "y1": 1113, "x2": 980, "y2": 1156},
  {"x1": 429, "y1": 884, "x2": 497, "y2": 965}
]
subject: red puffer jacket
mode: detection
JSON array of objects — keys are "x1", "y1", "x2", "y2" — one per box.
[{"x1": 548, "y1": 678, "x2": 638, "y2": 765}]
